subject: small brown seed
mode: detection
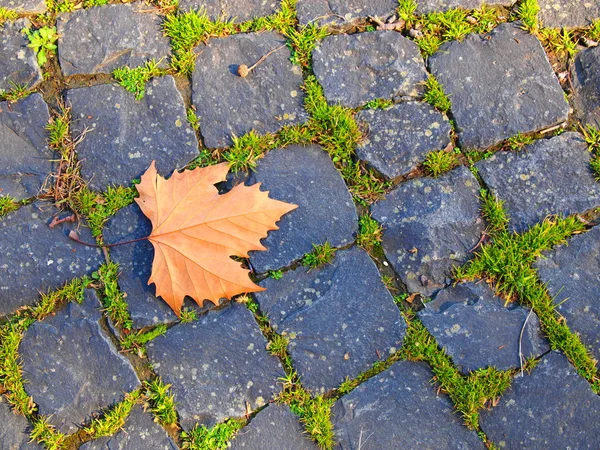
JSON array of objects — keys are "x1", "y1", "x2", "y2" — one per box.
[{"x1": 237, "y1": 64, "x2": 250, "y2": 78}]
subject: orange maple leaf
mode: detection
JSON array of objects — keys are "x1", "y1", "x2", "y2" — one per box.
[{"x1": 135, "y1": 161, "x2": 297, "y2": 316}]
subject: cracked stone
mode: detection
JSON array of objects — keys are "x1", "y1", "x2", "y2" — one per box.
[
  {"x1": 0, "y1": 0, "x2": 45, "y2": 12},
  {"x1": 0, "y1": 19, "x2": 42, "y2": 92},
  {"x1": 480, "y1": 351, "x2": 600, "y2": 448},
  {"x1": 247, "y1": 145, "x2": 357, "y2": 273},
  {"x1": 80, "y1": 405, "x2": 177, "y2": 450},
  {"x1": 296, "y1": 0, "x2": 398, "y2": 27},
  {"x1": 535, "y1": 226, "x2": 600, "y2": 363},
  {"x1": 177, "y1": 0, "x2": 278, "y2": 21},
  {"x1": 255, "y1": 247, "x2": 406, "y2": 393},
  {"x1": 313, "y1": 31, "x2": 427, "y2": 108},
  {"x1": 146, "y1": 302, "x2": 285, "y2": 429},
  {"x1": 104, "y1": 203, "x2": 212, "y2": 329},
  {"x1": 19, "y1": 290, "x2": 141, "y2": 434},
  {"x1": 356, "y1": 102, "x2": 452, "y2": 179},
  {"x1": 57, "y1": 4, "x2": 171, "y2": 76},
  {"x1": 475, "y1": 132, "x2": 600, "y2": 233},
  {"x1": 192, "y1": 31, "x2": 307, "y2": 149},
  {"x1": 415, "y1": 0, "x2": 512, "y2": 13},
  {"x1": 571, "y1": 45, "x2": 600, "y2": 128},
  {"x1": 419, "y1": 282, "x2": 549, "y2": 373},
  {"x1": 0, "y1": 93, "x2": 52, "y2": 200},
  {"x1": 332, "y1": 360, "x2": 485, "y2": 449},
  {"x1": 371, "y1": 166, "x2": 484, "y2": 297},
  {"x1": 68, "y1": 76, "x2": 199, "y2": 191},
  {"x1": 0, "y1": 202, "x2": 102, "y2": 316},
  {"x1": 429, "y1": 22, "x2": 569, "y2": 150},
  {"x1": 230, "y1": 403, "x2": 319, "y2": 450},
  {"x1": 0, "y1": 397, "x2": 43, "y2": 450},
  {"x1": 538, "y1": 0, "x2": 600, "y2": 28}
]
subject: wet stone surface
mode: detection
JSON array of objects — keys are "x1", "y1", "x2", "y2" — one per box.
[
  {"x1": 68, "y1": 76, "x2": 199, "y2": 191},
  {"x1": 57, "y1": 4, "x2": 171, "y2": 76},
  {"x1": 480, "y1": 351, "x2": 600, "y2": 448},
  {"x1": 0, "y1": 93, "x2": 52, "y2": 200},
  {"x1": 332, "y1": 360, "x2": 485, "y2": 449},
  {"x1": 371, "y1": 166, "x2": 485, "y2": 297},
  {"x1": 538, "y1": 0, "x2": 600, "y2": 28},
  {"x1": 247, "y1": 145, "x2": 357, "y2": 273},
  {"x1": 0, "y1": 0, "x2": 45, "y2": 12},
  {"x1": 80, "y1": 405, "x2": 177, "y2": 450},
  {"x1": 419, "y1": 282, "x2": 549, "y2": 373},
  {"x1": 146, "y1": 302, "x2": 285, "y2": 429},
  {"x1": 536, "y1": 226, "x2": 600, "y2": 363},
  {"x1": 19, "y1": 290, "x2": 140, "y2": 434},
  {"x1": 178, "y1": 0, "x2": 279, "y2": 21},
  {"x1": 296, "y1": 0, "x2": 398, "y2": 27},
  {"x1": 230, "y1": 403, "x2": 319, "y2": 450},
  {"x1": 571, "y1": 45, "x2": 600, "y2": 128},
  {"x1": 476, "y1": 132, "x2": 600, "y2": 233},
  {"x1": 0, "y1": 397, "x2": 42, "y2": 450},
  {"x1": 313, "y1": 31, "x2": 428, "y2": 108},
  {"x1": 356, "y1": 102, "x2": 452, "y2": 179},
  {"x1": 104, "y1": 203, "x2": 210, "y2": 329},
  {"x1": 429, "y1": 22, "x2": 569, "y2": 150},
  {"x1": 255, "y1": 247, "x2": 406, "y2": 393},
  {"x1": 192, "y1": 31, "x2": 307, "y2": 149},
  {"x1": 0, "y1": 19, "x2": 43, "y2": 92},
  {"x1": 0, "y1": 202, "x2": 102, "y2": 316}
]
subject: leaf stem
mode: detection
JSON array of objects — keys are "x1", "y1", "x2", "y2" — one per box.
[{"x1": 68, "y1": 230, "x2": 150, "y2": 248}]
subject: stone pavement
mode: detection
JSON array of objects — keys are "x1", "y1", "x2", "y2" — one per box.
[{"x1": 1, "y1": 0, "x2": 600, "y2": 449}]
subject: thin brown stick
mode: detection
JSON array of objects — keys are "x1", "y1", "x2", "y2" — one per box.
[{"x1": 68, "y1": 230, "x2": 150, "y2": 248}]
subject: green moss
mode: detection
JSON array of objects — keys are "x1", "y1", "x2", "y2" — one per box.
[
  {"x1": 31, "y1": 417, "x2": 66, "y2": 449},
  {"x1": 268, "y1": 269, "x2": 284, "y2": 279},
  {"x1": 0, "y1": 82, "x2": 32, "y2": 103},
  {"x1": 360, "y1": 98, "x2": 394, "y2": 110},
  {"x1": 302, "y1": 242, "x2": 336, "y2": 269},
  {"x1": 0, "y1": 6, "x2": 18, "y2": 24},
  {"x1": 424, "y1": 74, "x2": 451, "y2": 113},
  {"x1": 591, "y1": 155, "x2": 600, "y2": 181},
  {"x1": 516, "y1": 0, "x2": 539, "y2": 33},
  {"x1": 0, "y1": 195, "x2": 20, "y2": 217},
  {"x1": 398, "y1": 0, "x2": 418, "y2": 27},
  {"x1": 287, "y1": 23, "x2": 328, "y2": 68},
  {"x1": 179, "y1": 307, "x2": 198, "y2": 323},
  {"x1": 422, "y1": 149, "x2": 459, "y2": 177},
  {"x1": 587, "y1": 19, "x2": 600, "y2": 42},
  {"x1": 82, "y1": 0, "x2": 108, "y2": 7},
  {"x1": 95, "y1": 262, "x2": 133, "y2": 330},
  {"x1": 506, "y1": 132, "x2": 534, "y2": 151},
  {"x1": 113, "y1": 59, "x2": 166, "y2": 100},
  {"x1": 181, "y1": 418, "x2": 246, "y2": 450},
  {"x1": 23, "y1": 26, "x2": 58, "y2": 66},
  {"x1": 582, "y1": 125, "x2": 600, "y2": 154},
  {"x1": 356, "y1": 214, "x2": 383, "y2": 253},
  {"x1": 187, "y1": 107, "x2": 200, "y2": 131},
  {"x1": 539, "y1": 28, "x2": 578, "y2": 57},
  {"x1": 224, "y1": 130, "x2": 276, "y2": 172},
  {"x1": 120, "y1": 324, "x2": 168, "y2": 353},
  {"x1": 30, "y1": 276, "x2": 89, "y2": 321},
  {"x1": 83, "y1": 390, "x2": 141, "y2": 438},
  {"x1": 0, "y1": 323, "x2": 35, "y2": 416},
  {"x1": 145, "y1": 378, "x2": 178, "y2": 426}
]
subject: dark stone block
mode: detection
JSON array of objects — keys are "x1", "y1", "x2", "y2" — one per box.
[
  {"x1": 0, "y1": 0, "x2": 45, "y2": 12},
  {"x1": 80, "y1": 405, "x2": 177, "y2": 450},
  {"x1": 539, "y1": 0, "x2": 600, "y2": 28},
  {"x1": 68, "y1": 77, "x2": 199, "y2": 191},
  {"x1": 146, "y1": 302, "x2": 285, "y2": 429},
  {"x1": 332, "y1": 360, "x2": 485, "y2": 449},
  {"x1": 356, "y1": 102, "x2": 452, "y2": 179},
  {"x1": 429, "y1": 22, "x2": 569, "y2": 150},
  {"x1": 480, "y1": 351, "x2": 600, "y2": 448},
  {"x1": 0, "y1": 397, "x2": 42, "y2": 449},
  {"x1": 0, "y1": 19, "x2": 42, "y2": 92},
  {"x1": 255, "y1": 247, "x2": 405, "y2": 393},
  {"x1": 296, "y1": 0, "x2": 398, "y2": 26},
  {"x1": 192, "y1": 31, "x2": 307, "y2": 149},
  {"x1": 419, "y1": 282, "x2": 549, "y2": 373},
  {"x1": 535, "y1": 226, "x2": 600, "y2": 363},
  {"x1": 57, "y1": 4, "x2": 171, "y2": 76},
  {"x1": 475, "y1": 132, "x2": 600, "y2": 233},
  {"x1": 177, "y1": 0, "x2": 278, "y2": 21},
  {"x1": 313, "y1": 31, "x2": 427, "y2": 108},
  {"x1": 103, "y1": 203, "x2": 209, "y2": 329},
  {"x1": 0, "y1": 202, "x2": 102, "y2": 316},
  {"x1": 571, "y1": 46, "x2": 600, "y2": 128},
  {"x1": 19, "y1": 290, "x2": 140, "y2": 434},
  {"x1": 371, "y1": 166, "x2": 484, "y2": 297},
  {"x1": 247, "y1": 145, "x2": 357, "y2": 273},
  {"x1": 230, "y1": 403, "x2": 319, "y2": 450},
  {"x1": 0, "y1": 93, "x2": 52, "y2": 200}
]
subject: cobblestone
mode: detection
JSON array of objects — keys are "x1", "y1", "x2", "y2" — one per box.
[{"x1": 0, "y1": 19, "x2": 42, "y2": 92}]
